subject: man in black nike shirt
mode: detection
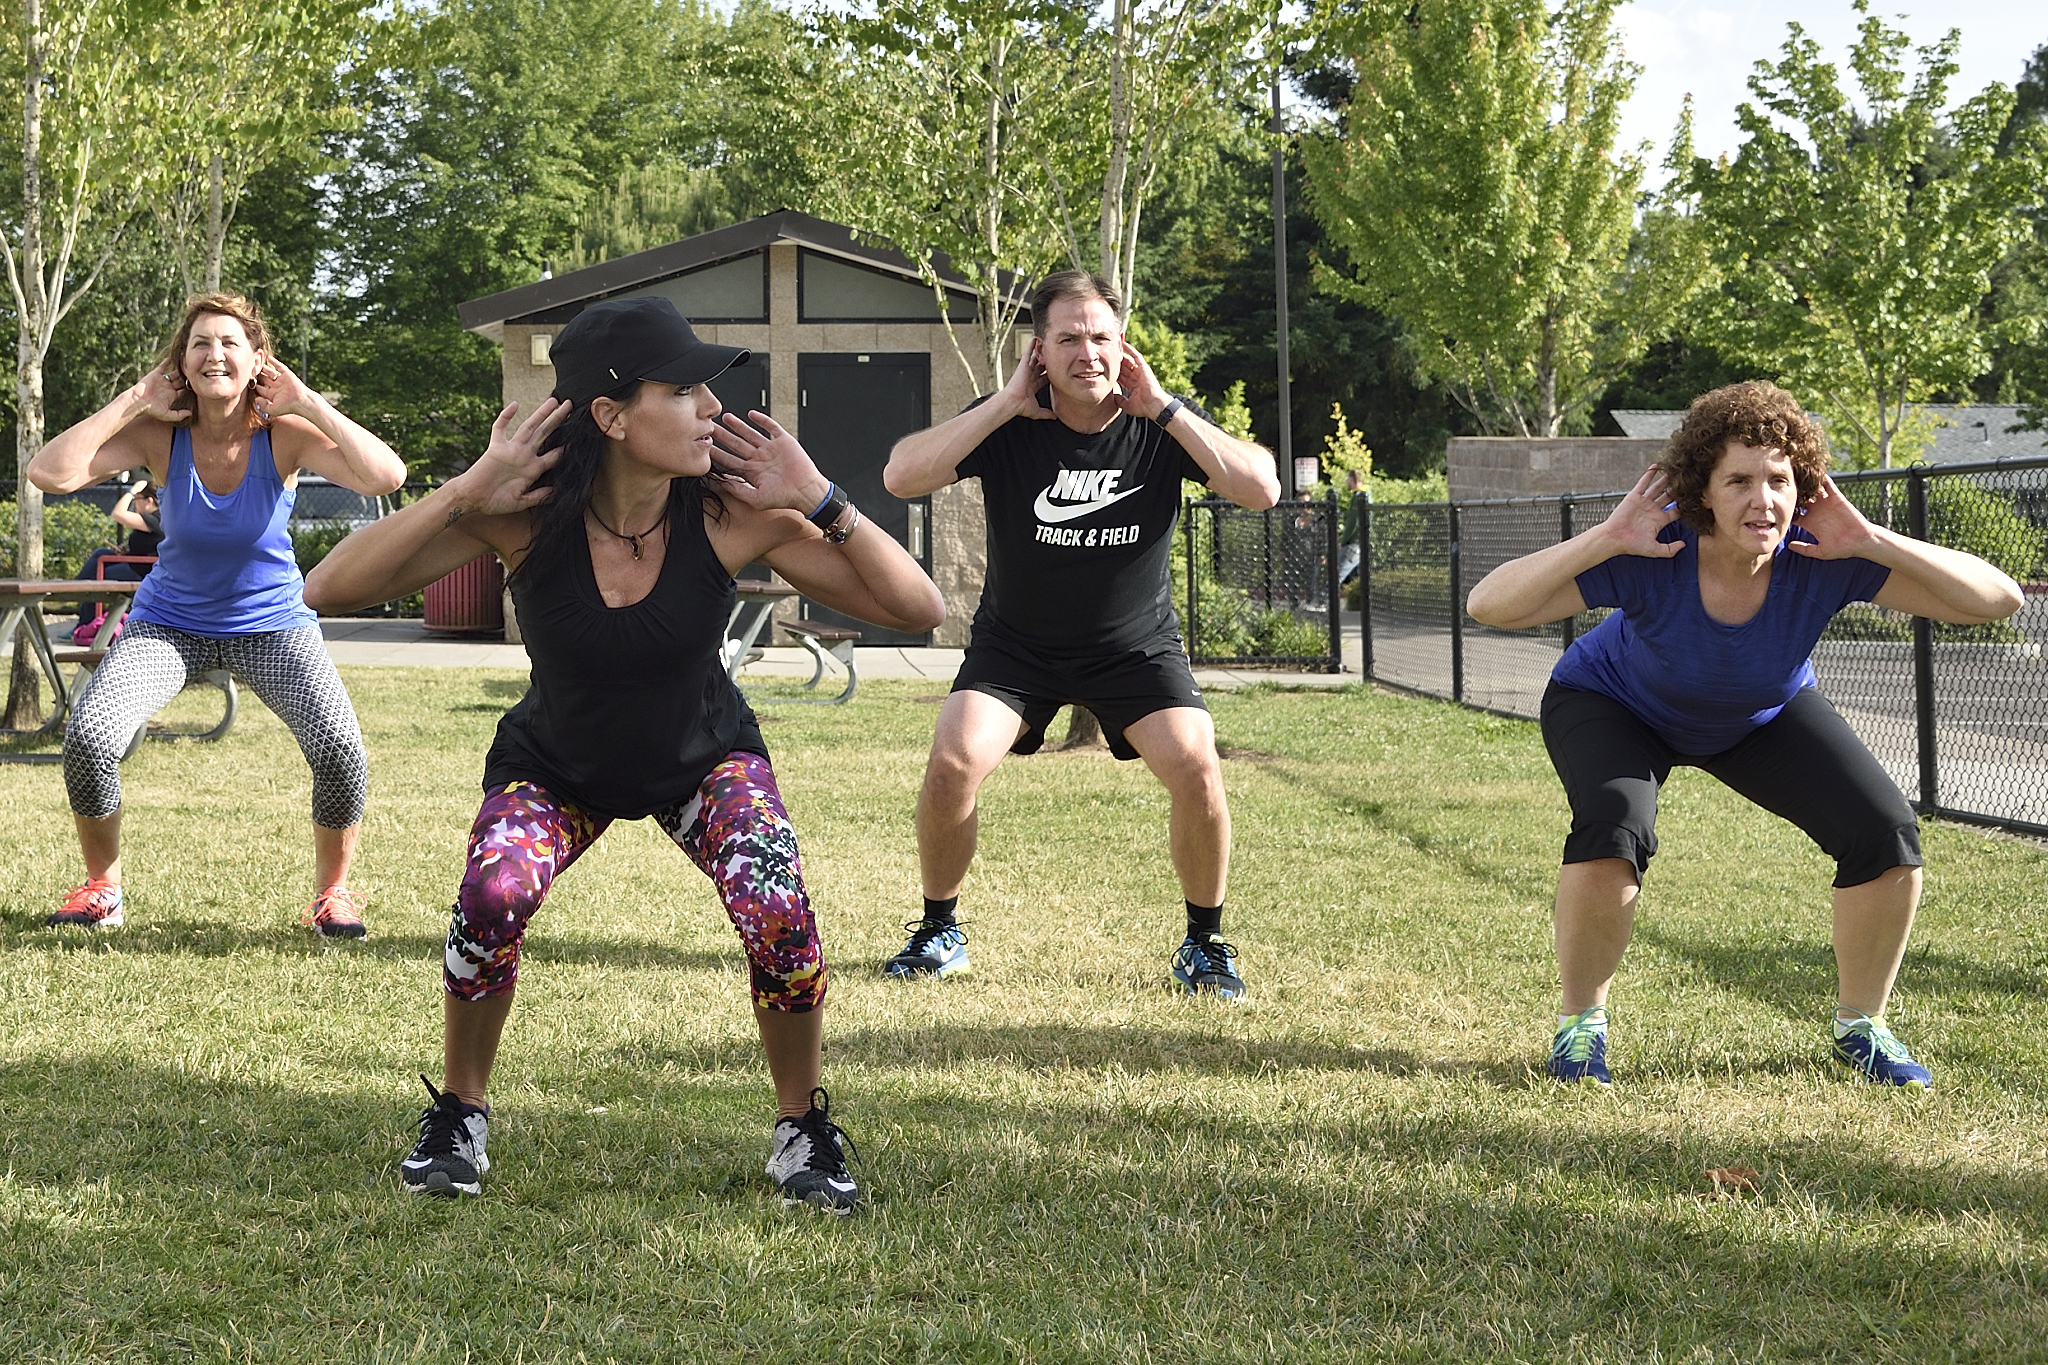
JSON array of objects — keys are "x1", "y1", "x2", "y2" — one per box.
[{"x1": 881, "y1": 270, "x2": 1280, "y2": 997}]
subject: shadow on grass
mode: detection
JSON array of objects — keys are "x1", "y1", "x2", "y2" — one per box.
[
  {"x1": 614, "y1": 1021, "x2": 1526, "y2": 1088},
  {"x1": 1631, "y1": 921, "x2": 2043, "y2": 1017},
  {"x1": 0, "y1": 919, "x2": 742, "y2": 976}
]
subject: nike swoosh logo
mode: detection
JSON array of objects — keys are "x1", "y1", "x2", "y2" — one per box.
[
  {"x1": 1034, "y1": 485, "x2": 1143, "y2": 523},
  {"x1": 827, "y1": 1179, "x2": 858, "y2": 1192}
]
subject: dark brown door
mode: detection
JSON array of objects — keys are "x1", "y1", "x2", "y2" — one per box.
[{"x1": 797, "y1": 353, "x2": 932, "y2": 646}]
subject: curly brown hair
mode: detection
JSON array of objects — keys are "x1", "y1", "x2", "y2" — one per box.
[
  {"x1": 158, "y1": 293, "x2": 274, "y2": 430},
  {"x1": 1657, "y1": 381, "x2": 1830, "y2": 534}
]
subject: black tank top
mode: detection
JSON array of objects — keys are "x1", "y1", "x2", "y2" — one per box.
[{"x1": 483, "y1": 484, "x2": 766, "y2": 819}]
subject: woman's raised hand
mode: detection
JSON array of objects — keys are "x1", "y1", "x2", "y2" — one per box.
[
  {"x1": 250, "y1": 355, "x2": 320, "y2": 424},
  {"x1": 1787, "y1": 475, "x2": 1879, "y2": 560},
  {"x1": 450, "y1": 399, "x2": 569, "y2": 515},
  {"x1": 1600, "y1": 466, "x2": 1682, "y2": 558},
  {"x1": 134, "y1": 365, "x2": 191, "y2": 425},
  {"x1": 708, "y1": 410, "x2": 832, "y2": 511}
]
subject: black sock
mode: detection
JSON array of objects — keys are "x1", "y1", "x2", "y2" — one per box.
[
  {"x1": 923, "y1": 896, "x2": 959, "y2": 926},
  {"x1": 1186, "y1": 901, "x2": 1223, "y2": 940}
]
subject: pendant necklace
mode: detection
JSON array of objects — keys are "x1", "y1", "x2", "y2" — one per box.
[{"x1": 588, "y1": 499, "x2": 670, "y2": 560}]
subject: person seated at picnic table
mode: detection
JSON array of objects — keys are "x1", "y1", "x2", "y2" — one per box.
[
  {"x1": 69, "y1": 480, "x2": 163, "y2": 643},
  {"x1": 26, "y1": 292, "x2": 406, "y2": 936},
  {"x1": 1465, "y1": 381, "x2": 2023, "y2": 1090},
  {"x1": 304, "y1": 296, "x2": 945, "y2": 1211}
]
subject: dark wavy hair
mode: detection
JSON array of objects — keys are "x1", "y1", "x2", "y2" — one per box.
[
  {"x1": 513, "y1": 378, "x2": 725, "y2": 578},
  {"x1": 1657, "y1": 381, "x2": 1831, "y2": 534}
]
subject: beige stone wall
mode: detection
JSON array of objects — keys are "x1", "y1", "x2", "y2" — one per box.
[
  {"x1": 1446, "y1": 437, "x2": 1668, "y2": 501},
  {"x1": 500, "y1": 322, "x2": 560, "y2": 419},
  {"x1": 491, "y1": 244, "x2": 1017, "y2": 645}
]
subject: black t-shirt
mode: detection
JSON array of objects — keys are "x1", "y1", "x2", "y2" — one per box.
[
  {"x1": 128, "y1": 510, "x2": 163, "y2": 560},
  {"x1": 955, "y1": 400, "x2": 1209, "y2": 656}
]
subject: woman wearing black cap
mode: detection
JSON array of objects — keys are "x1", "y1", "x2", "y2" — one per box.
[{"x1": 307, "y1": 296, "x2": 945, "y2": 1211}]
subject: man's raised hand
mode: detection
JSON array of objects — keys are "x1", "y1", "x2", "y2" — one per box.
[
  {"x1": 1000, "y1": 336, "x2": 1055, "y2": 420},
  {"x1": 450, "y1": 399, "x2": 568, "y2": 516},
  {"x1": 1109, "y1": 339, "x2": 1170, "y2": 420},
  {"x1": 1599, "y1": 467, "x2": 1683, "y2": 559}
]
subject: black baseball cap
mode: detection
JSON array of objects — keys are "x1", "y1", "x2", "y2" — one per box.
[{"x1": 548, "y1": 296, "x2": 750, "y2": 403}]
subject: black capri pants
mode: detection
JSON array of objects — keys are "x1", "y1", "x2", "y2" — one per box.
[{"x1": 1539, "y1": 681, "x2": 1921, "y2": 889}]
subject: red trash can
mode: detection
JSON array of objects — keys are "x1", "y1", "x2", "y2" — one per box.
[{"x1": 423, "y1": 555, "x2": 505, "y2": 635}]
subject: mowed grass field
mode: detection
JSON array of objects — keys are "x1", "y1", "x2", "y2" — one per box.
[{"x1": 0, "y1": 670, "x2": 2044, "y2": 1362}]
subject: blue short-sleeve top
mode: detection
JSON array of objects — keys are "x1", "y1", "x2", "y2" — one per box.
[{"x1": 1549, "y1": 522, "x2": 1892, "y2": 754}]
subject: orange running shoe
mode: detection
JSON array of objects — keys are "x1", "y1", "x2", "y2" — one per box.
[
  {"x1": 303, "y1": 885, "x2": 367, "y2": 939},
  {"x1": 49, "y1": 878, "x2": 124, "y2": 929}
]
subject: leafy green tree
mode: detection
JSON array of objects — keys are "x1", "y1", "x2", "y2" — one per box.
[
  {"x1": 1302, "y1": 0, "x2": 1709, "y2": 438},
  {"x1": 0, "y1": 0, "x2": 187, "y2": 721},
  {"x1": 1688, "y1": 7, "x2": 2048, "y2": 469},
  {"x1": 317, "y1": 0, "x2": 719, "y2": 475}
]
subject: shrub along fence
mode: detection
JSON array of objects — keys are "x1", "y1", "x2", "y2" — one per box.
[
  {"x1": 1179, "y1": 493, "x2": 1343, "y2": 671},
  {"x1": 1359, "y1": 456, "x2": 2048, "y2": 838}
]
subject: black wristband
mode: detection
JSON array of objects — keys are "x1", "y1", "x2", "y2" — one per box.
[
  {"x1": 1155, "y1": 396, "x2": 1185, "y2": 428},
  {"x1": 807, "y1": 483, "x2": 849, "y2": 532}
]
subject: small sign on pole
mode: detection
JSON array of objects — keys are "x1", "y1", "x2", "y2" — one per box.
[{"x1": 1293, "y1": 456, "x2": 1319, "y2": 491}]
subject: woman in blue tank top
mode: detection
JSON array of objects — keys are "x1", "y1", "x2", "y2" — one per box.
[
  {"x1": 307, "y1": 297, "x2": 945, "y2": 1212},
  {"x1": 1467, "y1": 382, "x2": 2023, "y2": 1092},
  {"x1": 27, "y1": 293, "x2": 407, "y2": 937}
]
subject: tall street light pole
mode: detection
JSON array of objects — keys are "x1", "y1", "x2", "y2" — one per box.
[{"x1": 1271, "y1": 46, "x2": 1294, "y2": 499}]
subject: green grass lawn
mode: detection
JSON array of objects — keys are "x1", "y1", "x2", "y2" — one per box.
[{"x1": 1, "y1": 672, "x2": 2044, "y2": 1362}]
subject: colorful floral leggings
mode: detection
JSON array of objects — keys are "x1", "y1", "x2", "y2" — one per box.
[{"x1": 444, "y1": 753, "x2": 826, "y2": 1012}]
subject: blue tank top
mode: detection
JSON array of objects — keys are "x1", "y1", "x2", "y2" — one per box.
[{"x1": 129, "y1": 426, "x2": 318, "y2": 637}]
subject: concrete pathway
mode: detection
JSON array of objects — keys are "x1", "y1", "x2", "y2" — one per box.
[{"x1": 316, "y1": 618, "x2": 1363, "y2": 690}]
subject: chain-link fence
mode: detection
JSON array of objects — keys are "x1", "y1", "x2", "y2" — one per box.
[
  {"x1": 1360, "y1": 456, "x2": 2048, "y2": 838},
  {"x1": 1180, "y1": 493, "x2": 1342, "y2": 671}
]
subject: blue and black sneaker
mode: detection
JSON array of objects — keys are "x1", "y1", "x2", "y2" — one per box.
[
  {"x1": 1171, "y1": 934, "x2": 1246, "y2": 1000},
  {"x1": 1548, "y1": 1006, "x2": 1611, "y2": 1086},
  {"x1": 883, "y1": 919, "x2": 969, "y2": 978},
  {"x1": 1832, "y1": 1012, "x2": 1932, "y2": 1089}
]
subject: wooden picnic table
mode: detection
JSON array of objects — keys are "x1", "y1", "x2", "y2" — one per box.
[
  {"x1": 722, "y1": 580, "x2": 798, "y2": 681},
  {"x1": 0, "y1": 579, "x2": 140, "y2": 736}
]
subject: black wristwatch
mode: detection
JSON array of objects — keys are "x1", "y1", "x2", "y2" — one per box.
[
  {"x1": 1155, "y1": 396, "x2": 1186, "y2": 428},
  {"x1": 807, "y1": 482, "x2": 849, "y2": 532}
]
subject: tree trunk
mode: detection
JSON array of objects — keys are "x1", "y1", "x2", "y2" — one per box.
[
  {"x1": 1099, "y1": 0, "x2": 1132, "y2": 300},
  {"x1": 7, "y1": 0, "x2": 49, "y2": 729},
  {"x1": 1057, "y1": 706, "x2": 1105, "y2": 749},
  {"x1": 203, "y1": 150, "x2": 224, "y2": 293}
]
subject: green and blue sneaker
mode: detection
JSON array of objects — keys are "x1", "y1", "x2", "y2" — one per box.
[
  {"x1": 884, "y1": 919, "x2": 970, "y2": 978},
  {"x1": 1832, "y1": 1011, "x2": 1931, "y2": 1089},
  {"x1": 1171, "y1": 934, "x2": 1246, "y2": 1000},
  {"x1": 1548, "y1": 1005, "x2": 1610, "y2": 1086}
]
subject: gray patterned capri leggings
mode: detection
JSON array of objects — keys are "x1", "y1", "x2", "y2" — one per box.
[{"x1": 63, "y1": 620, "x2": 368, "y2": 828}]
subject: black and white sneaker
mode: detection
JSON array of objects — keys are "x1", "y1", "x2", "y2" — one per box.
[
  {"x1": 765, "y1": 1088, "x2": 860, "y2": 1215},
  {"x1": 401, "y1": 1076, "x2": 489, "y2": 1197}
]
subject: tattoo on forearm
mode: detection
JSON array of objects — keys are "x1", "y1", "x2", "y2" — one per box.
[{"x1": 444, "y1": 506, "x2": 465, "y2": 528}]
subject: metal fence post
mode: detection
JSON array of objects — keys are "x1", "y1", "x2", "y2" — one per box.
[
  {"x1": 1908, "y1": 469, "x2": 1937, "y2": 812},
  {"x1": 1184, "y1": 499, "x2": 1198, "y2": 658},
  {"x1": 1448, "y1": 503, "x2": 1464, "y2": 703},
  {"x1": 1359, "y1": 496, "x2": 1374, "y2": 680},
  {"x1": 1325, "y1": 488, "x2": 1341, "y2": 671},
  {"x1": 1558, "y1": 497, "x2": 1576, "y2": 652}
]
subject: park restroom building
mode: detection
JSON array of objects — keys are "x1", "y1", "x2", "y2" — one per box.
[{"x1": 458, "y1": 211, "x2": 1028, "y2": 646}]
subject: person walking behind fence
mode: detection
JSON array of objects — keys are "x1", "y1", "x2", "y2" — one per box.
[
  {"x1": 880, "y1": 271, "x2": 1280, "y2": 998},
  {"x1": 306, "y1": 296, "x2": 944, "y2": 1210},
  {"x1": 27, "y1": 293, "x2": 406, "y2": 937},
  {"x1": 1465, "y1": 381, "x2": 2023, "y2": 1089}
]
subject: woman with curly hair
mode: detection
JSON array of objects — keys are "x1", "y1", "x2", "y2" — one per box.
[
  {"x1": 28, "y1": 293, "x2": 406, "y2": 936},
  {"x1": 1467, "y1": 381, "x2": 2022, "y2": 1090}
]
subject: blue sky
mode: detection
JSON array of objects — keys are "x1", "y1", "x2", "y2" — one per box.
[{"x1": 1615, "y1": 0, "x2": 2046, "y2": 177}]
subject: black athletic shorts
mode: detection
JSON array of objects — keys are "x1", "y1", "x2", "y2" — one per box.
[
  {"x1": 1539, "y1": 680, "x2": 1921, "y2": 889},
  {"x1": 950, "y1": 635, "x2": 1207, "y2": 761}
]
